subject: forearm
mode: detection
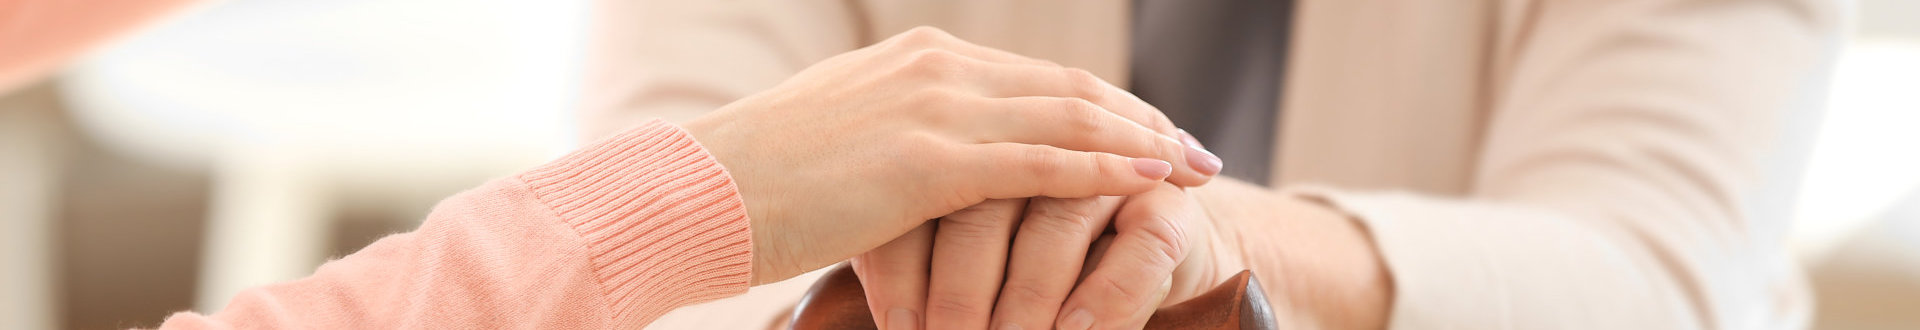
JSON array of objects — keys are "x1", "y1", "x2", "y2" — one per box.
[
  {"x1": 157, "y1": 121, "x2": 753, "y2": 329},
  {"x1": 157, "y1": 180, "x2": 621, "y2": 328}
]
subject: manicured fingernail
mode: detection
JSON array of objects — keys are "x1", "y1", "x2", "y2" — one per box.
[
  {"x1": 1176, "y1": 130, "x2": 1223, "y2": 175},
  {"x1": 888, "y1": 308, "x2": 918, "y2": 330},
  {"x1": 1131, "y1": 158, "x2": 1173, "y2": 180},
  {"x1": 1185, "y1": 144, "x2": 1223, "y2": 176},
  {"x1": 1060, "y1": 309, "x2": 1094, "y2": 330},
  {"x1": 997, "y1": 321, "x2": 1024, "y2": 330}
]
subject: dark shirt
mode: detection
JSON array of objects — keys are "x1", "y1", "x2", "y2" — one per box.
[{"x1": 1128, "y1": 0, "x2": 1293, "y2": 184}]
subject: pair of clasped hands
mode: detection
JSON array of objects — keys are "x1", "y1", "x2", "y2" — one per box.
[{"x1": 682, "y1": 27, "x2": 1227, "y2": 330}]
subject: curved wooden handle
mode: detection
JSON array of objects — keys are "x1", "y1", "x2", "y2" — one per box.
[{"x1": 787, "y1": 264, "x2": 1276, "y2": 329}]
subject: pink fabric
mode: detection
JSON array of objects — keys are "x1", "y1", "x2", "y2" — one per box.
[
  {"x1": 0, "y1": 0, "x2": 198, "y2": 92},
  {"x1": 153, "y1": 120, "x2": 754, "y2": 328}
]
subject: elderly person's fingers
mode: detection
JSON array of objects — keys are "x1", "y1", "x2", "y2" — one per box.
[
  {"x1": 1054, "y1": 184, "x2": 1197, "y2": 330},
  {"x1": 922, "y1": 200, "x2": 1025, "y2": 329},
  {"x1": 985, "y1": 197, "x2": 1124, "y2": 330},
  {"x1": 850, "y1": 223, "x2": 936, "y2": 330}
]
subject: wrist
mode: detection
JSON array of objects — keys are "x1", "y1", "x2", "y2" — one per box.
[
  {"x1": 683, "y1": 110, "x2": 789, "y2": 286},
  {"x1": 1278, "y1": 195, "x2": 1393, "y2": 329},
  {"x1": 518, "y1": 120, "x2": 755, "y2": 315},
  {"x1": 1186, "y1": 180, "x2": 1395, "y2": 328}
]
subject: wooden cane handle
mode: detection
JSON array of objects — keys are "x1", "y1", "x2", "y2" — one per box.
[{"x1": 787, "y1": 264, "x2": 1276, "y2": 329}]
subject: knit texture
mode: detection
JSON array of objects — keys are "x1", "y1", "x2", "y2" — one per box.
[
  {"x1": 153, "y1": 120, "x2": 753, "y2": 328},
  {"x1": 519, "y1": 119, "x2": 754, "y2": 326}
]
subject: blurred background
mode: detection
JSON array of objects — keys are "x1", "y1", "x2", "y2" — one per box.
[{"x1": 0, "y1": 0, "x2": 1914, "y2": 329}]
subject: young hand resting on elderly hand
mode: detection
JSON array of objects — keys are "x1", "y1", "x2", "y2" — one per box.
[
  {"x1": 853, "y1": 182, "x2": 1225, "y2": 330},
  {"x1": 852, "y1": 130, "x2": 1228, "y2": 330},
  {"x1": 848, "y1": 92, "x2": 1393, "y2": 330},
  {"x1": 119, "y1": 25, "x2": 1222, "y2": 328},
  {"x1": 854, "y1": 178, "x2": 1396, "y2": 330},
  {"x1": 678, "y1": 26, "x2": 1223, "y2": 285}
]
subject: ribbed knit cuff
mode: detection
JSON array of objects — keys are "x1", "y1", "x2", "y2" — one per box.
[{"x1": 518, "y1": 120, "x2": 752, "y2": 325}]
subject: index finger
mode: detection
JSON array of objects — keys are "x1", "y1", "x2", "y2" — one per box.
[
  {"x1": 964, "y1": 63, "x2": 1221, "y2": 186},
  {"x1": 881, "y1": 27, "x2": 1219, "y2": 187}
]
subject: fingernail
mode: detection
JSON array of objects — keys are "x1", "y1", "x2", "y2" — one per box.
[
  {"x1": 1060, "y1": 309, "x2": 1094, "y2": 330},
  {"x1": 888, "y1": 308, "x2": 918, "y2": 330},
  {"x1": 1185, "y1": 144, "x2": 1223, "y2": 176},
  {"x1": 997, "y1": 321, "x2": 1024, "y2": 330},
  {"x1": 1130, "y1": 158, "x2": 1173, "y2": 180},
  {"x1": 1177, "y1": 130, "x2": 1223, "y2": 176}
]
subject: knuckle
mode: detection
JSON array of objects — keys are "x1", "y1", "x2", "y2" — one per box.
[
  {"x1": 1054, "y1": 98, "x2": 1106, "y2": 132},
  {"x1": 1146, "y1": 116, "x2": 1181, "y2": 141},
  {"x1": 1068, "y1": 153, "x2": 1105, "y2": 190},
  {"x1": 1147, "y1": 130, "x2": 1182, "y2": 160},
  {"x1": 1094, "y1": 275, "x2": 1151, "y2": 306},
  {"x1": 1145, "y1": 111, "x2": 1177, "y2": 134},
  {"x1": 938, "y1": 218, "x2": 1008, "y2": 243},
  {"x1": 1025, "y1": 199, "x2": 1104, "y2": 232},
  {"x1": 1096, "y1": 152, "x2": 1127, "y2": 184},
  {"x1": 900, "y1": 49, "x2": 969, "y2": 79},
  {"x1": 1016, "y1": 145, "x2": 1065, "y2": 179},
  {"x1": 1136, "y1": 217, "x2": 1190, "y2": 267},
  {"x1": 1062, "y1": 68, "x2": 1109, "y2": 100},
  {"x1": 1001, "y1": 283, "x2": 1062, "y2": 307},
  {"x1": 900, "y1": 26, "x2": 953, "y2": 45},
  {"x1": 925, "y1": 295, "x2": 991, "y2": 321}
]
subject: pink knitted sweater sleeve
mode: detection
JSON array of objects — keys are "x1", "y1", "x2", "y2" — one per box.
[{"x1": 154, "y1": 120, "x2": 754, "y2": 329}]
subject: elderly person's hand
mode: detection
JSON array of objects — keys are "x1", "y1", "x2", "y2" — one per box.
[
  {"x1": 681, "y1": 26, "x2": 1222, "y2": 285},
  {"x1": 852, "y1": 180, "x2": 1226, "y2": 330}
]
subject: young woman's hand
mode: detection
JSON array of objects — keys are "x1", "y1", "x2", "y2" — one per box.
[{"x1": 679, "y1": 27, "x2": 1222, "y2": 284}]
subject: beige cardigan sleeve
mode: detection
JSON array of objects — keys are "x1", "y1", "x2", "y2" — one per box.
[
  {"x1": 1214, "y1": 0, "x2": 1838, "y2": 328},
  {"x1": 580, "y1": 0, "x2": 866, "y2": 140}
]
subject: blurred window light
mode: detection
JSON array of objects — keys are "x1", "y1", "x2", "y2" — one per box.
[
  {"x1": 61, "y1": 0, "x2": 585, "y2": 170},
  {"x1": 1792, "y1": 38, "x2": 1920, "y2": 256}
]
